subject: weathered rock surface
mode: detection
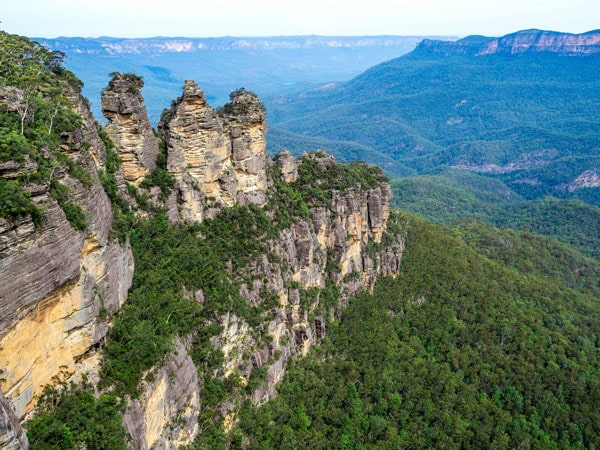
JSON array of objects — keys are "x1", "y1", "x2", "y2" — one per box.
[
  {"x1": 102, "y1": 73, "x2": 159, "y2": 185},
  {"x1": 418, "y1": 29, "x2": 600, "y2": 56},
  {"x1": 159, "y1": 81, "x2": 268, "y2": 222},
  {"x1": 567, "y1": 169, "x2": 600, "y2": 192},
  {"x1": 0, "y1": 393, "x2": 28, "y2": 450},
  {"x1": 274, "y1": 150, "x2": 298, "y2": 183},
  {"x1": 2, "y1": 74, "x2": 403, "y2": 448},
  {"x1": 123, "y1": 339, "x2": 200, "y2": 450},
  {"x1": 0, "y1": 93, "x2": 134, "y2": 419},
  {"x1": 215, "y1": 152, "x2": 404, "y2": 412}
]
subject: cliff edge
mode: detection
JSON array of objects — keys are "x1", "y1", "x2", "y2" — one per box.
[{"x1": 417, "y1": 29, "x2": 600, "y2": 56}]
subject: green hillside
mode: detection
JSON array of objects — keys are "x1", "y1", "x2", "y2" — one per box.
[
  {"x1": 4, "y1": 30, "x2": 600, "y2": 450},
  {"x1": 391, "y1": 170, "x2": 600, "y2": 259},
  {"x1": 266, "y1": 46, "x2": 600, "y2": 204},
  {"x1": 236, "y1": 212, "x2": 600, "y2": 449}
]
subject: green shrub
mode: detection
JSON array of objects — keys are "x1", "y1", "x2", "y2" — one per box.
[
  {"x1": 0, "y1": 178, "x2": 42, "y2": 225},
  {"x1": 24, "y1": 377, "x2": 127, "y2": 450}
]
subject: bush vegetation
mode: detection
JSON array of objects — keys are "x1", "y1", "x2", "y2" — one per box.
[
  {"x1": 236, "y1": 212, "x2": 600, "y2": 449},
  {"x1": 0, "y1": 31, "x2": 89, "y2": 230}
]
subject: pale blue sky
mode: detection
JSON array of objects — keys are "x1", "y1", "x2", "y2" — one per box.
[{"x1": 3, "y1": 0, "x2": 599, "y2": 38}]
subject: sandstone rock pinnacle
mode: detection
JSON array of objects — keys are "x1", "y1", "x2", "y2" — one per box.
[
  {"x1": 159, "y1": 81, "x2": 268, "y2": 222},
  {"x1": 101, "y1": 73, "x2": 159, "y2": 185}
]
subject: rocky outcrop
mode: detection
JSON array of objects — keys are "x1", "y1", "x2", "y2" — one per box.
[
  {"x1": 215, "y1": 152, "x2": 404, "y2": 409},
  {"x1": 567, "y1": 169, "x2": 600, "y2": 192},
  {"x1": 1, "y1": 72, "x2": 403, "y2": 447},
  {"x1": 0, "y1": 393, "x2": 27, "y2": 450},
  {"x1": 159, "y1": 81, "x2": 268, "y2": 222},
  {"x1": 274, "y1": 150, "x2": 298, "y2": 182},
  {"x1": 418, "y1": 29, "x2": 600, "y2": 56},
  {"x1": 123, "y1": 339, "x2": 200, "y2": 450},
  {"x1": 102, "y1": 73, "x2": 159, "y2": 185},
  {"x1": 0, "y1": 93, "x2": 134, "y2": 419}
]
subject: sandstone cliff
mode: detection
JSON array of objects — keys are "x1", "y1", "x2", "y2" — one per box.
[
  {"x1": 116, "y1": 149, "x2": 404, "y2": 449},
  {"x1": 0, "y1": 393, "x2": 28, "y2": 450},
  {"x1": 0, "y1": 87, "x2": 134, "y2": 422},
  {"x1": 418, "y1": 29, "x2": 600, "y2": 56},
  {"x1": 123, "y1": 338, "x2": 200, "y2": 450},
  {"x1": 92, "y1": 76, "x2": 405, "y2": 448},
  {"x1": 159, "y1": 81, "x2": 268, "y2": 222},
  {"x1": 1, "y1": 61, "x2": 403, "y2": 448}
]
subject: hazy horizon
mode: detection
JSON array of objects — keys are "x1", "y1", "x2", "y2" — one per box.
[{"x1": 4, "y1": 0, "x2": 599, "y2": 39}]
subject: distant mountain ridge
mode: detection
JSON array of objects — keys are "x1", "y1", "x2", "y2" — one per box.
[
  {"x1": 34, "y1": 34, "x2": 456, "y2": 123},
  {"x1": 35, "y1": 35, "x2": 451, "y2": 55},
  {"x1": 266, "y1": 29, "x2": 600, "y2": 206},
  {"x1": 417, "y1": 29, "x2": 600, "y2": 56}
]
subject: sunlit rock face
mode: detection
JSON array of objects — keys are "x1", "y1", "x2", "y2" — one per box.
[
  {"x1": 102, "y1": 73, "x2": 159, "y2": 185},
  {"x1": 0, "y1": 392, "x2": 28, "y2": 449},
  {"x1": 213, "y1": 152, "x2": 404, "y2": 414},
  {"x1": 0, "y1": 91, "x2": 134, "y2": 420},
  {"x1": 159, "y1": 81, "x2": 268, "y2": 222},
  {"x1": 123, "y1": 338, "x2": 200, "y2": 450}
]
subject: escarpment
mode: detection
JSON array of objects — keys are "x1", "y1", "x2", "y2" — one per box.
[
  {"x1": 418, "y1": 29, "x2": 600, "y2": 56},
  {"x1": 97, "y1": 77, "x2": 403, "y2": 447},
  {"x1": 0, "y1": 82, "x2": 134, "y2": 422},
  {"x1": 1, "y1": 50, "x2": 403, "y2": 449},
  {"x1": 115, "y1": 151, "x2": 404, "y2": 448},
  {"x1": 227, "y1": 152, "x2": 404, "y2": 406}
]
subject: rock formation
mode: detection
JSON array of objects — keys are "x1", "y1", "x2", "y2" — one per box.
[
  {"x1": 123, "y1": 339, "x2": 200, "y2": 450},
  {"x1": 159, "y1": 81, "x2": 268, "y2": 222},
  {"x1": 1, "y1": 66, "x2": 403, "y2": 448},
  {"x1": 223, "y1": 152, "x2": 403, "y2": 405},
  {"x1": 0, "y1": 393, "x2": 28, "y2": 450},
  {"x1": 102, "y1": 73, "x2": 159, "y2": 185},
  {"x1": 418, "y1": 29, "x2": 600, "y2": 56},
  {"x1": 0, "y1": 90, "x2": 134, "y2": 421},
  {"x1": 274, "y1": 150, "x2": 298, "y2": 182}
]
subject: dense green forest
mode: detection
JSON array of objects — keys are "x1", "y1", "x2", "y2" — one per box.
[
  {"x1": 391, "y1": 170, "x2": 600, "y2": 259},
  {"x1": 3, "y1": 31, "x2": 599, "y2": 449},
  {"x1": 236, "y1": 212, "x2": 600, "y2": 449},
  {"x1": 25, "y1": 206, "x2": 600, "y2": 449},
  {"x1": 266, "y1": 45, "x2": 600, "y2": 207}
]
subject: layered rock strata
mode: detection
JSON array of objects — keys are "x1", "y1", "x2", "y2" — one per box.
[
  {"x1": 99, "y1": 78, "x2": 404, "y2": 446},
  {"x1": 123, "y1": 151, "x2": 404, "y2": 446},
  {"x1": 0, "y1": 393, "x2": 28, "y2": 450},
  {"x1": 1, "y1": 75, "x2": 403, "y2": 448},
  {"x1": 222, "y1": 152, "x2": 404, "y2": 406},
  {"x1": 0, "y1": 92, "x2": 134, "y2": 420},
  {"x1": 419, "y1": 29, "x2": 600, "y2": 56},
  {"x1": 101, "y1": 73, "x2": 159, "y2": 185},
  {"x1": 159, "y1": 81, "x2": 268, "y2": 222},
  {"x1": 123, "y1": 339, "x2": 200, "y2": 450}
]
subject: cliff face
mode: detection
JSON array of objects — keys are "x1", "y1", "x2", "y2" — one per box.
[
  {"x1": 101, "y1": 73, "x2": 159, "y2": 185},
  {"x1": 0, "y1": 90, "x2": 134, "y2": 420},
  {"x1": 0, "y1": 393, "x2": 28, "y2": 450},
  {"x1": 418, "y1": 29, "x2": 600, "y2": 56},
  {"x1": 96, "y1": 78, "x2": 403, "y2": 447},
  {"x1": 119, "y1": 151, "x2": 404, "y2": 448},
  {"x1": 123, "y1": 338, "x2": 200, "y2": 450},
  {"x1": 233, "y1": 153, "x2": 403, "y2": 405},
  {"x1": 159, "y1": 81, "x2": 268, "y2": 222},
  {"x1": 1, "y1": 62, "x2": 403, "y2": 448}
]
